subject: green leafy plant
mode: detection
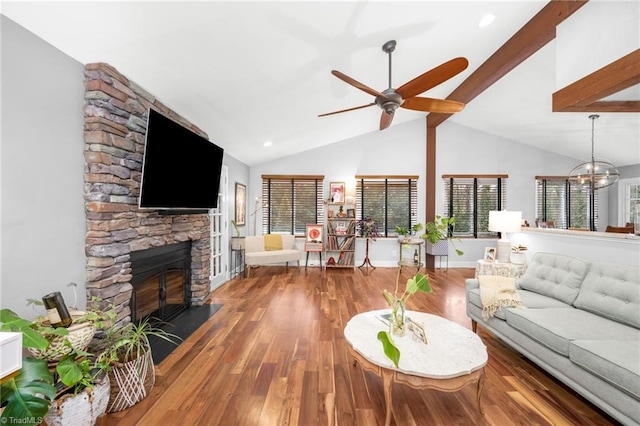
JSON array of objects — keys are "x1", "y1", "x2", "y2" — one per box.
[
  {"x1": 378, "y1": 271, "x2": 433, "y2": 367},
  {"x1": 0, "y1": 357, "x2": 55, "y2": 424},
  {"x1": 395, "y1": 226, "x2": 409, "y2": 236},
  {"x1": 422, "y1": 215, "x2": 464, "y2": 256},
  {"x1": 231, "y1": 219, "x2": 241, "y2": 237},
  {"x1": 96, "y1": 316, "x2": 181, "y2": 365}
]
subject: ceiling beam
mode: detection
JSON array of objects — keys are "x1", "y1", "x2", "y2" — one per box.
[
  {"x1": 552, "y1": 49, "x2": 640, "y2": 112},
  {"x1": 427, "y1": 0, "x2": 588, "y2": 129}
]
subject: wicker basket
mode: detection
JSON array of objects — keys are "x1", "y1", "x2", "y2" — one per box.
[
  {"x1": 106, "y1": 349, "x2": 155, "y2": 413},
  {"x1": 28, "y1": 311, "x2": 96, "y2": 361}
]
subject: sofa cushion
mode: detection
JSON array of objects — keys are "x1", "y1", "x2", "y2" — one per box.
[
  {"x1": 505, "y1": 308, "x2": 640, "y2": 356},
  {"x1": 467, "y1": 288, "x2": 570, "y2": 320},
  {"x1": 569, "y1": 339, "x2": 640, "y2": 399},
  {"x1": 517, "y1": 252, "x2": 589, "y2": 305},
  {"x1": 573, "y1": 261, "x2": 640, "y2": 328}
]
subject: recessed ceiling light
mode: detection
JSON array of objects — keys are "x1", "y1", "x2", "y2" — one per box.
[
  {"x1": 479, "y1": 14, "x2": 495, "y2": 28},
  {"x1": 263, "y1": 141, "x2": 272, "y2": 147}
]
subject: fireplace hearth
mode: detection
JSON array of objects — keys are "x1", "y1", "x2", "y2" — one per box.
[{"x1": 130, "y1": 242, "x2": 192, "y2": 322}]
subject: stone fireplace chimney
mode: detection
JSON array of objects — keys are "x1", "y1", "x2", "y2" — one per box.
[{"x1": 83, "y1": 63, "x2": 212, "y2": 324}]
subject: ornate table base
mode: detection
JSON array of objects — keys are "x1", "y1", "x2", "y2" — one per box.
[{"x1": 347, "y1": 345, "x2": 485, "y2": 426}]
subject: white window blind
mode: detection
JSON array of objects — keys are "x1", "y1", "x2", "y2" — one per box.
[
  {"x1": 443, "y1": 175, "x2": 507, "y2": 237},
  {"x1": 355, "y1": 176, "x2": 418, "y2": 237},
  {"x1": 261, "y1": 175, "x2": 324, "y2": 235}
]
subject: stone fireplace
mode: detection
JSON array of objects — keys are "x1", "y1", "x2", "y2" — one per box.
[{"x1": 83, "y1": 63, "x2": 212, "y2": 324}]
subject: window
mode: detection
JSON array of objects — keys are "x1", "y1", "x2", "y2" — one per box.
[
  {"x1": 535, "y1": 176, "x2": 597, "y2": 230},
  {"x1": 355, "y1": 176, "x2": 418, "y2": 237},
  {"x1": 618, "y1": 178, "x2": 640, "y2": 226},
  {"x1": 262, "y1": 175, "x2": 324, "y2": 235},
  {"x1": 443, "y1": 175, "x2": 507, "y2": 238}
]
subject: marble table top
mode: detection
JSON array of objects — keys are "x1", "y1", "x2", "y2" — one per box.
[{"x1": 344, "y1": 309, "x2": 487, "y2": 379}]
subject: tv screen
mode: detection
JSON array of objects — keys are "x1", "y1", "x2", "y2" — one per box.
[{"x1": 139, "y1": 109, "x2": 224, "y2": 210}]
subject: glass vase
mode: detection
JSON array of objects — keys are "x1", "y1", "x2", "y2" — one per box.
[{"x1": 389, "y1": 298, "x2": 406, "y2": 337}]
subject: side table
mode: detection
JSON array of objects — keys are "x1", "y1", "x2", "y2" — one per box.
[
  {"x1": 305, "y1": 242, "x2": 323, "y2": 270},
  {"x1": 475, "y1": 260, "x2": 526, "y2": 279},
  {"x1": 230, "y1": 247, "x2": 244, "y2": 279},
  {"x1": 398, "y1": 240, "x2": 423, "y2": 271}
]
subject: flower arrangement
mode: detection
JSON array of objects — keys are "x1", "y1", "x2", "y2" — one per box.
[{"x1": 356, "y1": 218, "x2": 380, "y2": 239}]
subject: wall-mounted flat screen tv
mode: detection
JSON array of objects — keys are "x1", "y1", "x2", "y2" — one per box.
[{"x1": 139, "y1": 109, "x2": 224, "y2": 210}]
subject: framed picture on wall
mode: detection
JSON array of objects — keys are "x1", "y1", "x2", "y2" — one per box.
[
  {"x1": 235, "y1": 183, "x2": 246, "y2": 226},
  {"x1": 329, "y1": 182, "x2": 345, "y2": 204}
]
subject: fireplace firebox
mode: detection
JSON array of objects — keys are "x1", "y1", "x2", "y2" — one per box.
[{"x1": 130, "y1": 242, "x2": 192, "y2": 322}]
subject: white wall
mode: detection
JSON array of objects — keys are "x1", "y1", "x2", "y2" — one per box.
[
  {"x1": 1, "y1": 16, "x2": 87, "y2": 319},
  {"x1": 0, "y1": 17, "x2": 252, "y2": 318},
  {"x1": 556, "y1": 1, "x2": 639, "y2": 89}
]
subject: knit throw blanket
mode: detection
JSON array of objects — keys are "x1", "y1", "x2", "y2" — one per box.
[{"x1": 479, "y1": 275, "x2": 524, "y2": 320}]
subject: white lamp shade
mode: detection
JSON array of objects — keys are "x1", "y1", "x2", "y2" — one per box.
[{"x1": 488, "y1": 211, "x2": 522, "y2": 234}]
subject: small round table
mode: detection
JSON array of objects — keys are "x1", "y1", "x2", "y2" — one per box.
[{"x1": 344, "y1": 310, "x2": 487, "y2": 426}]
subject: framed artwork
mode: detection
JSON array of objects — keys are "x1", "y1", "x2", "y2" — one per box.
[
  {"x1": 235, "y1": 183, "x2": 246, "y2": 226},
  {"x1": 347, "y1": 208, "x2": 355, "y2": 218},
  {"x1": 306, "y1": 224, "x2": 323, "y2": 242},
  {"x1": 484, "y1": 247, "x2": 496, "y2": 262},
  {"x1": 329, "y1": 182, "x2": 345, "y2": 204}
]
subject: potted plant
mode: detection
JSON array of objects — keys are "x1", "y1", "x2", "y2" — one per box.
[
  {"x1": 94, "y1": 316, "x2": 180, "y2": 413},
  {"x1": 422, "y1": 215, "x2": 464, "y2": 256},
  {"x1": 230, "y1": 219, "x2": 244, "y2": 250},
  {"x1": 510, "y1": 244, "x2": 528, "y2": 264},
  {"x1": 395, "y1": 226, "x2": 409, "y2": 242},
  {"x1": 378, "y1": 271, "x2": 432, "y2": 367},
  {"x1": 0, "y1": 308, "x2": 112, "y2": 426}
]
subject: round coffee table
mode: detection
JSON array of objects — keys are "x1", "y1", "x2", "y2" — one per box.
[{"x1": 344, "y1": 309, "x2": 487, "y2": 426}]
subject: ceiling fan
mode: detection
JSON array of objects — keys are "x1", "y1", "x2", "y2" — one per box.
[{"x1": 319, "y1": 40, "x2": 469, "y2": 130}]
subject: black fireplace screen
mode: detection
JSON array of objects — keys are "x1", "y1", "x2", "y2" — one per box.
[{"x1": 130, "y1": 242, "x2": 191, "y2": 322}]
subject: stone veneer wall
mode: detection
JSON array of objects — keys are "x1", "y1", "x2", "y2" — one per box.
[{"x1": 83, "y1": 63, "x2": 211, "y2": 323}]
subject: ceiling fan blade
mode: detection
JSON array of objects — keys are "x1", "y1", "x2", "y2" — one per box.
[
  {"x1": 401, "y1": 97, "x2": 465, "y2": 113},
  {"x1": 396, "y1": 57, "x2": 469, "y2": 99},
  {"x1": 318, "y1": 103, "x2": 375, "y2": 117},
  {"x1": 380, "y1": 111, "x2": 394, "y2": 130},
  {"x1": 331, "y1": 70, "x2": 382, "y2": 97}
]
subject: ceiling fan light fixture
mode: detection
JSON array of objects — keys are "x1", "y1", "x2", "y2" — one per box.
[{"x1": 568, "y1": 115, "x2": 620, "y2": 190}]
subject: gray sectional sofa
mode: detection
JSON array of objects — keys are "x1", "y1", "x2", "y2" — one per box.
[{"x1": 465, "y1": 252, "x2": 640, "y2": 425}]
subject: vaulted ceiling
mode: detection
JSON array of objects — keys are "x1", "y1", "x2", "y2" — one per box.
[{"x1": 2, "y1": 1, "x2": 638, "y2": 166}]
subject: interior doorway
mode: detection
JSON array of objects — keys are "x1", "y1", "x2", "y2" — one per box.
[{"x1": 210, "y1": 165, "x2": 229, "y2": 291}]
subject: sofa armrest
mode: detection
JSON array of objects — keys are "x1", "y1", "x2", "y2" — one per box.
[{"x1": 465, "y1": 278, "x2": 479, "y2": 292}]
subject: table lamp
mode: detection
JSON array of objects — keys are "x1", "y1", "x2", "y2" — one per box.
[{"x1": 488, "y1": 211, "x2": 522, "y2": 262}]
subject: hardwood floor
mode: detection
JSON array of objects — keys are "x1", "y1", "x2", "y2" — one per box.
[{"x1": 104, "y1": 266, "x2": 619, "y2": 425}]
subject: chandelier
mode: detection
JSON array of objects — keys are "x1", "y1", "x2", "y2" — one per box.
[{"x1": 568, "y1": 115, "x2": 619, "y2": 190}]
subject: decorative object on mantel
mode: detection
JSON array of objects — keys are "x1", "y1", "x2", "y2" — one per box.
[
  {"x1": 568, "y1": 115, "x2": 619, "y2": 190},
  {"x1": 488, "y1": 211, "x2": 522, "y2": 263},
  {"x1": 510, "y1": 244, "x2": 528, "y2": 265},
  {"x1": 357, "y1": 218, "x2": 380, "y2": 269},
  {"x1": 377, "y1": 271, "x2": 432, "y2": 367}
]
